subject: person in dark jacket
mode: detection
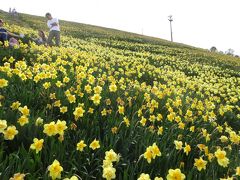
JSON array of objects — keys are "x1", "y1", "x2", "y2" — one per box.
[{"x1": 0, "y1": 19, "x2": 22, "y2": 45}]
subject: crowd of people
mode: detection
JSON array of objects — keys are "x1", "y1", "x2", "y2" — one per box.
[{"x1": 0, "y1": 12, "x2": 60, "y2": 48}]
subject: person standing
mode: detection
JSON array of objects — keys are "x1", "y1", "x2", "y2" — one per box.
[
  {"x1": 45, "y1": 12, "x2": 60, "y2": 46},
  {"x1": 12, "y1": 8, "x2": 18, "y2": 17}
]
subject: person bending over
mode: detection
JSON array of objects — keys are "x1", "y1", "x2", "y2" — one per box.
[{"x1": 34, "y1": 30, "x2": 47, "y2": 45}]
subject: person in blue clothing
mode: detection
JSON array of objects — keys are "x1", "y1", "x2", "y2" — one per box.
[
  {"x1": 0, "y1": 19, "x2": 22, "y2": 45},
  {"x1": 0, "y1": 19, "x2": 8, "y2": 43}
]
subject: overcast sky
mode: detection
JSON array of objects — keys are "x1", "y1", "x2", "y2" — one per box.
[{"x1": 1, "y1": 0, "x2": 240, "y2": 55}]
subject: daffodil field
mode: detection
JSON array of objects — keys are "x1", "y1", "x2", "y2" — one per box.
[{"x1": 0, "y1": 12, "x2": 240, "y2": 180}]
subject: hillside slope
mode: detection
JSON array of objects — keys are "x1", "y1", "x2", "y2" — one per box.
[
  {"x1": 0, "y1": 10, "x2": 209, "y2": 49},
  {"x1": 0, "y1": 10, "x2": 240, "y2": 180}
]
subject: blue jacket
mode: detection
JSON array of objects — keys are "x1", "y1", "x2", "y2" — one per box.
[{"x1": 0, "y1": 27, "x2": 8, "y2": 43}]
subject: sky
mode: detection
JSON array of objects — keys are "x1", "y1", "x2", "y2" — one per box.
[{"x1": 1, "y1": 0, "x2": 240, "y2": 55}]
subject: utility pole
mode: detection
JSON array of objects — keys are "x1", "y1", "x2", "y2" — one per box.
[{"x1": 168, "y1": 15, "x2": 173, "y2": 42}]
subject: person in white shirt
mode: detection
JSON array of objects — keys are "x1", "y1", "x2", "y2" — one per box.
[{"x1": 45, "y1": 12, "x2": 60, "y2": 46}]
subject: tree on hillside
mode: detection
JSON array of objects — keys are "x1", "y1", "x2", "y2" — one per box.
[
  {"x1": 219, "y1": 51, "x2": 224, "y2": 54},
  {"x1": 210, "y1": 46, "x2": 217, "y2": 52},
  {"x1": 225, "y1": 48, "x2": 234, "y2": 56}
]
